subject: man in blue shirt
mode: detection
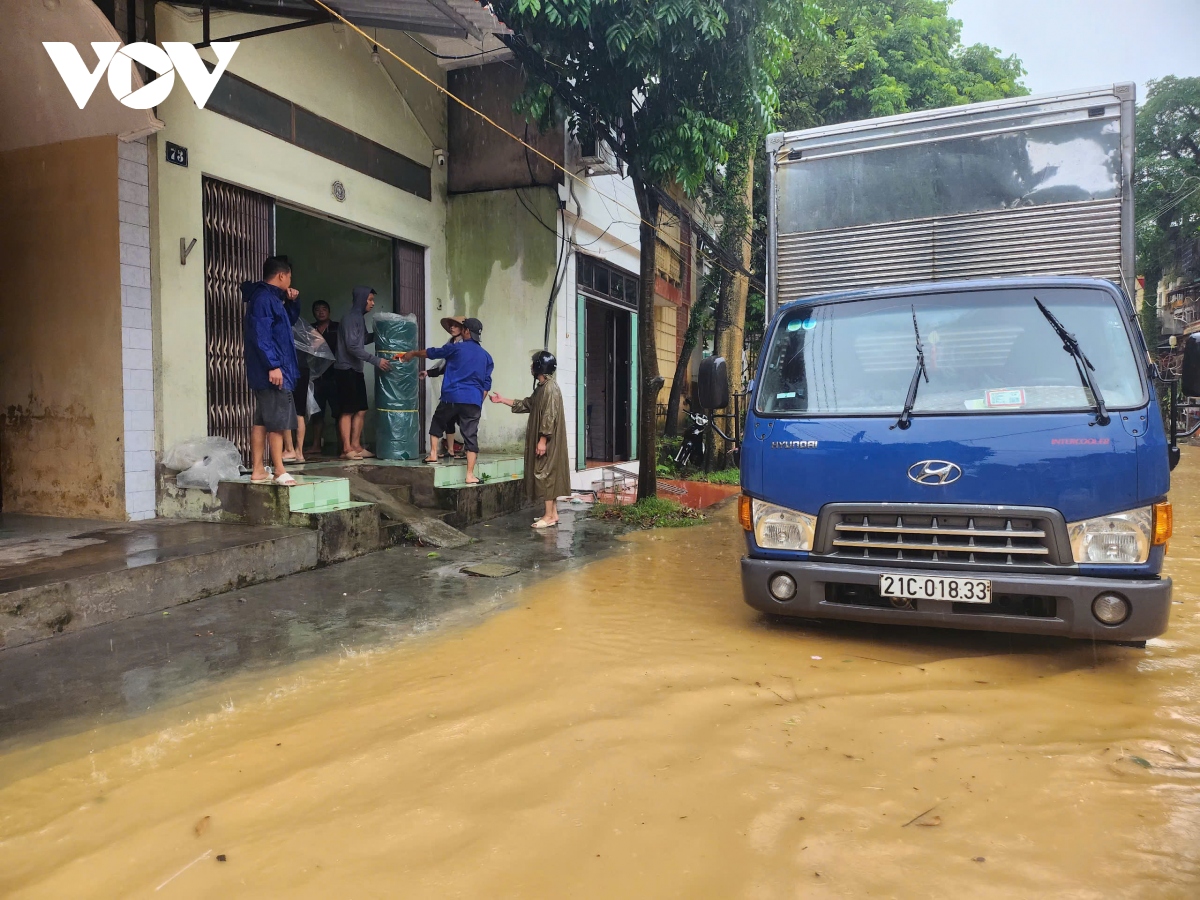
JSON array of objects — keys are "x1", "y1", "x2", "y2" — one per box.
[
  {"x1": 241, "y1": 255, "x2": 301, "y2": 486},
  {"x1": 400, "y1": 317, "x2": 493, "y2": 484}
]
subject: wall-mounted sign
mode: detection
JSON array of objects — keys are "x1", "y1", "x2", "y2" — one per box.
[
  {"x1": 332, "y1": 180, "x2": 346, "y2": 202},
  {"x1": 165, "y1": 142, "x2": 188, "y2": 167}
]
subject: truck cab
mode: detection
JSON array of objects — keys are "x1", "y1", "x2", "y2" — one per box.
[{"x1": 737, "y1": 276, "x2": 1173, "y2": 640}]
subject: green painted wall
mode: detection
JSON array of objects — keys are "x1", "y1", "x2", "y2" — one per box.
[{"x1": 445, "y1": 188, "x2": 559, "y2": 451}]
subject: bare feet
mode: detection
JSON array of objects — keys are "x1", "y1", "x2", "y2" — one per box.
[
  {"x1": 250, "y1": 469, "x2": 271, "y2": 483},
  {"x1": 340, "y1": 452, "x2": 363, "y2": 460},
  {"x1": 425, "y1": 454, "x2": 440, "y2": 463}
]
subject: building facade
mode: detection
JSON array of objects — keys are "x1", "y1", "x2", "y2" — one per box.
[{"x1": 1, "y1": 0, "x2": 701, "y2": 523}]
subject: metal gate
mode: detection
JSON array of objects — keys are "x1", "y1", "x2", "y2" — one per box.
[{"x1": 203, "y1": 178, "x2": 274, "y2": 460}]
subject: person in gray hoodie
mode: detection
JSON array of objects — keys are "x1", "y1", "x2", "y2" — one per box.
[{"x1": 333, "y1": 285, "x2": 393, "y2": 459}]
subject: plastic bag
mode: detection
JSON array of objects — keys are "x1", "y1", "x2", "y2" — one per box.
[
  {"x1": 373, "y1": 313, "x2": 420, "y2": 459},
  {"x1": 306, "y1": 381, "x2": 320, "y2": 417},
  {"x1": 165, "y1": 437, "x2": 243, "y2": 495},
  {"x1": 294, "y1": 319, "x2": 335, "y2": 379}
]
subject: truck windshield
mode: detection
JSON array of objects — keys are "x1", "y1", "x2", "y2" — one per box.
[{"x1": 756, "y1": 287, "x2": 1145, "y2": 417}]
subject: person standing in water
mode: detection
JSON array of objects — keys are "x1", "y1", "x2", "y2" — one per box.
[
  {"x1": 333, "y1": 285, "x2": 392, "y2": 460},
  {"x1": 489, "y1": 350, "x2": 571, "y2": 528}
]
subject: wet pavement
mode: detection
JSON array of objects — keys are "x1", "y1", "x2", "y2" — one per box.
[
  {"x1": 1, "y1": 463, "x2": 1199, "y2": 896},
  {"x1": 0, "y1": 515, "x2": 301, "y2": 594},
  {"x1": 0, "y1": 506, "x2": 627, "y2": 748}
]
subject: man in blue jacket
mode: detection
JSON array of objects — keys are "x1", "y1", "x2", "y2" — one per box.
[
  {"x1": 400, "y1": 317, "x2": 493, "y2": 484},
  {"x1": 242, "y1": 255, "x2": 301, "y2": 486}
]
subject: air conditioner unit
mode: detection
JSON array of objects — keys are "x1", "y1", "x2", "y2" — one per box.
[{"x1": 578, "y1": 130, "x2": 619, "y2": 177}]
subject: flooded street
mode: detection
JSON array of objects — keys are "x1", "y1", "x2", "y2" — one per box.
[{"x1": 2, "y1": 468, "x2": 1199, "y2": 897}]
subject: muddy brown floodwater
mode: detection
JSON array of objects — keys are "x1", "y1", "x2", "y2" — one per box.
[{"x1": 3, "y1": 466, "x2": 1200, "y2": 898}]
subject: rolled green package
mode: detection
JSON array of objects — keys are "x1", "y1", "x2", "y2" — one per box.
[{"x1": 373, "y1": 313, "x2": 419, "y2": 460}]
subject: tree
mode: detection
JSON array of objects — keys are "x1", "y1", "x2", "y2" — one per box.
[
  {"x1": 1135, "y1": 76, "x2": 1200, "y2": 297},
  {"x1": 494, "y1": 0, "x2": 808, "y2": 498},
  {"x1": 664, "y1": 267, "x2": 719, "y2": 437}
]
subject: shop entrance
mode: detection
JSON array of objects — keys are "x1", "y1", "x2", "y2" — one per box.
[
  {"x1": 201, "y1": 177, "x2": 425, "y2": 458},
  {"x1": 583, "y1": 299, "x2": 632, "y2": 463}
]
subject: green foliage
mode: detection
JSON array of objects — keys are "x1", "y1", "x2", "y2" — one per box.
[
  {"x1": 691, "y1": 467, "x2": 741, "y2": 485},
  {"x1": 1135, "y1": 76, "x2": 1200, "y2": 289},
  {"x1": 497, "y1": 0, "x2": 819, "y2": 195},
  {"x1": 777, "y1": 0, "x2": 1027, "y2": 129},
  {"x1": 593, "y1": 497, "x2": 705, "y2": 528}
]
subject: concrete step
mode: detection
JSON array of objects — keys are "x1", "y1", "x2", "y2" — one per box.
[
  {"x1": 0, "y1": 517, "x2": 319, "y2": 650},
  {"x1": 160, "y1": 474, "x2": 380, "y2": 563}
]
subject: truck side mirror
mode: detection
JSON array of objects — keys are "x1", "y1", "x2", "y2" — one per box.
[
  {"x1": 1182, "y1": 334, "x2": 1200, "y2": 398},
  {"x1": 698, "y1": 356, "x2": 730, "y2": 410}
]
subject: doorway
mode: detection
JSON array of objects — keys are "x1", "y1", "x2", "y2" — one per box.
[
  {"x1": 201, "y1": 177, "x2": 424, "y2": 458},
  {"x1": 274, "y1": 205, "x2": 396, "y2": 452},
  {"x1": 584, "y1": 299, "x2": 632, "y2": 463}
]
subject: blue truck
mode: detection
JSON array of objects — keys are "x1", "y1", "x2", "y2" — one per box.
[{"x1": 702, "y1": 85, "x2": 1189, "y2": 642}]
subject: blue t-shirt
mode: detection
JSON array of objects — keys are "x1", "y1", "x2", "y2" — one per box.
[{"x1": 427, "y1": 340, "x2": 494, "y2": 406}]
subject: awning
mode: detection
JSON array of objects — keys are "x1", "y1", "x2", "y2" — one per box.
[
  {"x1": 0, "y1": 0, "x2": 162, "y2": 153},
  {"x1": 186, "y1": 0, "x2": 508, "y2": 41}
]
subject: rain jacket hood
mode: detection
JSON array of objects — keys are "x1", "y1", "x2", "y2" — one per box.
[
  {"x1": 335, "y1": 285, "x2": 382, "y2": 372},
  {"x1": 241, "y1": 280, "x2": 300, "y2": 392}
]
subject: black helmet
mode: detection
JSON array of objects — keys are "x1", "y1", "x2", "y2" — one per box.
[{"x1": 531, "y1": 350, "x2": 557, "y2": 376}]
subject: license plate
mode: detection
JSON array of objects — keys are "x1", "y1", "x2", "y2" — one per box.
[{"x1": 879, "y1": 574, "x2": 992, "y2": 604}]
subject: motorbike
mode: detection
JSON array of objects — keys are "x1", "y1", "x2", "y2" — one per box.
[{"x1": 674, "y1": 407, "x2": 709, "y2": 468}]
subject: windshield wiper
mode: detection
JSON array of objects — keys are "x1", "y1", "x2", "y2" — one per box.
[
  {"x1": 1034, "y1": 296, "x2": 1110, "y2": 426},
  {"x1": 892, "y1": 306, "x2": 928, "y2": 430}
]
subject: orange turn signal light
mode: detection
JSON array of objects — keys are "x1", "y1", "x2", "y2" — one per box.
[
  {"x1": 1153, "y1": 502, "x2": 1172, "y2": 546},
  {"x1": 738, "y1": 494, "x2": 753, "y2": 531}
]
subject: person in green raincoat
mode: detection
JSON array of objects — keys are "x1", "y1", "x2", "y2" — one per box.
[{"x1": 489, "y1": 350, "x2": 572, "y2": 528}]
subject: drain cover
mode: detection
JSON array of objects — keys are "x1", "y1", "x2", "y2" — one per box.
[{"x1": 461, "y1": 563, "x2": 520, "y2": 578}]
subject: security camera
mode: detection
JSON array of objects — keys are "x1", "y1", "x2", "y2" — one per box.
[{"x1": 434, "y1": 149, "x2": 447, "y2": 167}]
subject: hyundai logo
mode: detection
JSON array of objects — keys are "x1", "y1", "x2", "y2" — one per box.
[{"x1": 907, "y1": 460, "x2": 962, "y2": 485}]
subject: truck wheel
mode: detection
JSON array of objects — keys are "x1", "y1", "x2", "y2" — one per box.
[{"x1": 1110, "y1": 640, "x2": 1147, "y2": 648}]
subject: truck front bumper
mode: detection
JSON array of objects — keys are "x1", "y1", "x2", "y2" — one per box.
[{"x1": 741, "y1": 558, "x2": 1172, "y2": 641}]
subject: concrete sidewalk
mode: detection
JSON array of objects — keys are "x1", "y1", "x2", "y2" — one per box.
[{"x1": 0, "y1": 506, "x2": 629, "y2": 750}]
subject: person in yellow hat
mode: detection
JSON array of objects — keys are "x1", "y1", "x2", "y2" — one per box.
[{"x1": 420, "y1": 316, "x2": 466, "y2": 461}]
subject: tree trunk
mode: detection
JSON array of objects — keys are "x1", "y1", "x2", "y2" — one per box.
[
  {"x1": 664, "y1": 277, "x2": 716, "y2": 437},
  {"x1": 633, "y1": 178, "x2": 661, "y2": 500},
  {"x1": 713, "y1": 146, "x2": 755, "y2": 396}
]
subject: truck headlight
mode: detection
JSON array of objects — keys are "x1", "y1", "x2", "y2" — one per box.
[
  {"x1": 753, "y1": 500, "x2": 816, "y2": 551},
  {"x1": 1067, "y1": 507, "x2": 1152, "y2": 564}
]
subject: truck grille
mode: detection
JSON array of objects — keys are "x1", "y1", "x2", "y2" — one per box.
[{"x1": 826, "y1": 510, "x2": 1053, "y2": 566}]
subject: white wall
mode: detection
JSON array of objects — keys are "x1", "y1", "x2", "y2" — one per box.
[
  {"x1": 119, "y1": 136, "x2": 156, "y2": 519},
  {"x1": 556, "y1": 160, "x2": 643, "y2": 469},
  {"x1": 150, "y1": 6, "x2": 449, "y2": 455}
]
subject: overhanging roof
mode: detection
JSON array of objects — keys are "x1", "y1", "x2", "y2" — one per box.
[
  {"x1": 0, "y1": 0, "x2": 162, "y2": 153},
  {"x1": 188, "y1": 0, "x2": 508, "y2": 40}
]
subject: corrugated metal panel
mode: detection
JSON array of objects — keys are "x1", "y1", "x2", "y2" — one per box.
[
  {"x1": 777, "y1": 199, "x2": 1121, "y2": 301},
  {"x1": 203, "y1": 178, "x2": 274, "y2": 461}
]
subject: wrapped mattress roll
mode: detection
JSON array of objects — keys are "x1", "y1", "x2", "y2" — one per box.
[{"x1": 373, "y1": 313, "x2": 419, "y2": 460}]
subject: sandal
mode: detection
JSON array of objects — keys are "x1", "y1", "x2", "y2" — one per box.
[
  {"x1": 531, "y1": 519, "x2": 558, "y2": 529},
  {"x1": 274, "y1": 473, "x2": 298, "y2": 487}
]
